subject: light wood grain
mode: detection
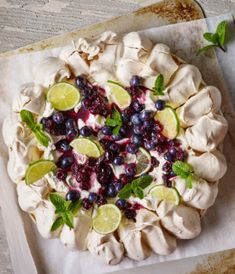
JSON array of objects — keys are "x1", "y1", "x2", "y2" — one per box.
[{"x1": 0, "y1": 1, "x2": 234, "y2": 273}]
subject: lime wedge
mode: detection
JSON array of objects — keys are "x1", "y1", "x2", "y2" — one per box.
[
  {"x1": 154, "y1": 106, "x2": 179, "y2": 139},
  {"x1": 70, "y1": 137, "x2": 102, "y2": 158},
  {"x1": 149, "y1": 184, "x2": 180, "y2": 205},
  {"x1": 135, "y1": 147, "x2": 151, "y2": 177},
  {"x1": 108, "y1": 81, "x2": 131, "y2": 109},
  {"x1": 92, "y1": 204, "x2": 122, "y2": 234},
  {"x1": 25, "y1": 160, "x2": 57, "y2": 185},
  {"x1": 47, "y1": 82, "x2": 80, "y2": 111}
]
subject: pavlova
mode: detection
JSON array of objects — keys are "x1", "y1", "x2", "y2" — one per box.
[{"x1": 2, "y1": 31, "x2": 228, "y2": 265}]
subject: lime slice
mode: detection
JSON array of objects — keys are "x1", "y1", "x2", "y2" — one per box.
[
  {"x1": 92, "y1": 204, "x2": 122, "y2": 234},
  {"x1": 154, "y1": 106, "x2": 179, "y2": 139},
  {"x1": 135, "y1": 147, "x2": 151, "y2": 177},
  {"x1": 70, "y1": 137, "x2": 102, "y2": 158},
  {"x1": 149, "y1": 184, "x2": 180, "y2": 205},
  {"x1": 47, "y1": 82, "x2": 80, "y2": 111},
  {"x1": 108, "y1": 81, "x2": 131, "y2": 109},
  {"x1": 25, "y1": 160, "x2": 57, "y2": 185}
]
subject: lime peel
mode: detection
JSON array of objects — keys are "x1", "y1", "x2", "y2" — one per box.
[
  {"x1": 25, "y1": 159, "x2": 57, "y2": 185},
  {"x1": 149, "y1": 184, "x2": 180, "y2": 206},
  {"x1": 92, "y1": 204, "x2": 122, "y2": 234},
  {"x1": 70, "y1": 137, "x2": 102, "y2": 158}
]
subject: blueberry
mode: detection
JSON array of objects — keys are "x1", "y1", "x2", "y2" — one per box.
[
  {"x1": 120, "y1": 174, "x2": 132, "y2": 184},
  {"x1": 112, "y1": 133, "x2": 122, "y2": 141},
  {"x1": 101, "y1": 126, "x2": 112, "y2": 136},
  {"x1": 113, "y1": 156, "x2": 124, "y2": 165},
  {"x1": 125, "y1": 163, "x2": 136, "y2": 177},
  {"x1": 144, "y1": 140, "x2": 156, "y2": 151},
  {"x1": 41, "y1": 117, "x2": 48, "y2": 126},
  {"x1": 105, "y1": 150, "x2": 115, "y2": 162},
  {"x1": 164, "y1": 152, "x2": 174, "y2": 162},
  {"x1": 66, "y1": 190, "x2": 80, "y2": 202},
  {"x1": 131, "y1": 134, "x2": 142, "y2": 146},
  {"x1": 80, "y1": 126, "x2": 92, "y2": 137},
  {"x1": 133, "y1": 125, "x2": 144, "y2": 135},
  {"x1": 140, "y1": 110, "x2": 151, "y2": 121},
  {"x1": 75, "y1": 75, "x2": 87, "y2": 89},
  {"x1": 59, "y1": 156, "x2": 74, "y2": 169},
  {"x1": 131, "y1": 113, "x2": 142, "y2": 125},
  {"x1": 126, "y1": 143, "x2": 138, "y2": 154},
  {"x1": 114, "y1": 181, "x2": 123, "y2": 192},
  {"x1": 121, "y1": 112, "x2": 130, "y2": 123},
  {"x1": 155, "y1": 99, "x2": 165, "y2": 111},
  {"x1": 88, "y1": 192, "x2": 98, "y2": 203},
  {"x1": 109, "y1": 143, "x2": 119, "y2": 152},
  {"x1": 66, "y1": 128, "x2": 78, "y2": 139},
  {"x1": 143, "y1": 120, "x2": 151, "y2": 129},
  {"x1": 115, "y1": 199, "x2": 127, "y2": 210},
  {"x1": 43, "y1": 118, "x2": 55, "y2": 131},
  {"x1": 57, "y1": 139, "x2": 71, "y2": 152},
  {"x1": 106, "y1": 184, "x2": 117, "y2": 198},
  {"x1": 52, "y1": 112, "x2": 64, "y2": 124},
  {"x1": 130, "y1": 75, "x2": 141, "y2": 87},
  {"x1": 119, "y1": 126, "x2": 127, "y2": 136},
  {"x1": 169, "y1": 147, "x2": 177, "y2": 156},
  {"x1": 132, "y1": 100, "x2": 143, "y2": 112},
  {"x1": 65, "y1": 118, "x2": 77, "y2": 129}
]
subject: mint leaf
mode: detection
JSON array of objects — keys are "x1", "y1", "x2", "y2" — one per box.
[
  {"x1": 34, "y1": 128, "x2": 50, "y2": 147},
  {"x1": 20, "y1": 109, "x2": 50, "y2": 147},
  {"x1": 105, "y1": 107, "x2": 122, "y2": 136},
  {"x1": 216, "y1": 20, "x2": 228, "y2": 46},
  {"x1": 20, "y1": 110, "x2": 35, "y2": 130},
  {"x1": 51, "y1": 216, "x2": 64, "y2": 231},
  {"x1": 152, "y1": 74, "x2": 164, "y2": 95},
  {"x1": 203, "y1": 32, "x2": 219, "y2": 44},
  {"x1": 136, "y1": 175, "x2": 153, "y2": 189},
  {"x1": 172, "y1": 161, "x2": 193, "y2": 175},
  {"x1": 62, "y1": 211, "x2": 74, "y2": 229},
  {"x1": 133, "y1": 187, "x2": 144, "y2": 199},
  {"x1": 196, "y1": 44, "x2": 217, "y2": 56},
  {"x1": 118, "y1": 183, "x2": 132, "y2": 199},
  {"x1": 50, "y1": 193, "x2": 66, "y2": 212},
  {"x1": 197, "y1": 20, "x2": 228, "y2": 55},
  {"x1": 172, "y1": 161, "x2": 194, "y2": 189},
  {"x1": 68, "y1": 199, "x2": 82, "y2": 214},
  {"x1": 186, "y1": 173, "x2": 193, "y2": 189},
  {"x1": 105, "y1": 118, "x2": 118, "y2": 127}
]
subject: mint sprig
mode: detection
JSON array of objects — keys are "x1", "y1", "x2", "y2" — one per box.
[
  {"x1": 118, "y1": 175, "x2": 153, "y2": 199},
  {"x1": 172, "y1": 161, "x2": 194, "y2": 188},
  {"x1": 50, "y1": 193, "x2": 82, "y2": 231},
  {"x1": 20, "y1": 109, "x2": 50, "y2": 147},
  {"x1": 152, "y1": 74, "x2": 165, "y2": 96},
  {"x1": 105, "y1": 107, "x2": 122, "y2": 135},
  {"x1": 197, "y1": 20, "x2": 228, "y2": 56}
]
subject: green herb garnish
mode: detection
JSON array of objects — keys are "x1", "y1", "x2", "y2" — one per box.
[
  {"x1": 197, "y1": 20, "x2": 228, "y2": 56},
  {"x1": 20, "y1": 109, "x2": 50, "y2": 147},
  {"x1": 172, "y1": 161, "x2": 194, "y2": 188},
  {"x1": 152, "y1": 74, "x2": 165, "y2": 96},
  {"x1": 105, "y1": 107, "x2": 122, "y2": 135},
  {"x1": 118, "y1": 175, "x2": 153, "y2": 199},
  {"x1": 50, "y1": 193, "x2": 82, "y2": 231}
]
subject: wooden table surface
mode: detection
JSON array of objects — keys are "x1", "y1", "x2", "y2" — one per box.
[{"x1": 0, "y1": 1, "x2": 235, "y2": 273}]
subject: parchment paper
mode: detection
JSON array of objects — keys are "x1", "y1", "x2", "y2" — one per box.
[{"x1": 0, "y1": 13, "x2": 235, "y2": 274}]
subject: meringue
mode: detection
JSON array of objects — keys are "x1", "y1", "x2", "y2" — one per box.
[
  {"x1": 188, "y1": 150, "x2": 227, "y2": 181},
  {"x1": 163, "y1": 64, "x2": 202, "y2": 108},
  {"x1": 177, "y1": 86, "x2": 222, "y2": 127},
  {"x1": 87, "y1": 230, "x2": 124, "y2": 265},
  {"x1": 185, "y1": 113, "x2": 228, "y2": 152},
  {"x1": 157, "y1": 203, "x2": 201, "y2": 239},
  {"x1": 174, "y1": 177, "x2": 218, "y2": 210}
]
